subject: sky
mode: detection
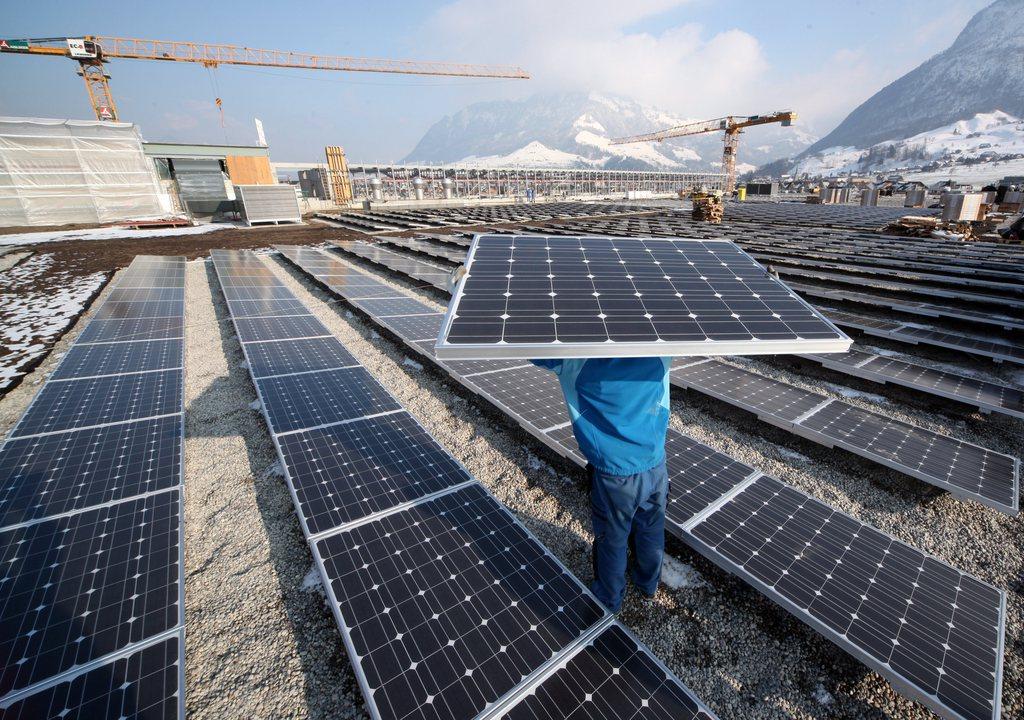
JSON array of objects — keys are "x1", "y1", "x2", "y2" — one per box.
[{"x1": 0, "y1": 0, "x2": 991, "y2": 162}]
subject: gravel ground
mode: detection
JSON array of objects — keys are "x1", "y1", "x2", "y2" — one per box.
[{"x1": 0, "y1": 241, "x2": 1019, "y2": 720}]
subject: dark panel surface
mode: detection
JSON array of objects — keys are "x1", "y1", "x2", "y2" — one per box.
[
  {"x1": 50, "y1": 340, "x2": 183, "y2": 381},
  {"x1": 0, "y1": 490, "x2": 181, "y2": 697},
  {"x1": 464, "y1": 366, "x2": 567, "y2": 431},
  {"x1": 797, "y1": 401, "x2": 1018, "y2": 512},
  {"x1": 277, "y1": 411, "x2": 472, "y2": 535},
  {"x1": 0, "y1": 635, "x2": 181, "y2": 720},
  {"x1": 11, "y1": 370, "x2": 182, "y2": 438},
  {"x1": 506, "y1": 623, "x2": 714, "y2": 720},
  {"x1": 245, "y1": 337, "x2": 358, "y2": 379},
  {"x1": 233, "y1": 315, "x2": 329, "y2": 343},
  {"x1": 671, "y1": 361, "x2": 824, "y2": 423},
  {"x1": 0, "y1": 416, "x2": 182, "y2": 530},
  {"x1": 690, "y1": 475, "x2": 1003, "y2": 720},
  {"x1": 441, "y1": 235, "x2": 847, "y2": 354},
  {"x1": 77, "y1": 318, "x2": 184, "y2": 345},
  {"x1": 315, "y1": 484, "x2": 605, "y2": 720},
  {"x1": 257, "y1": 367, "x2": 402, "y2": 434}
]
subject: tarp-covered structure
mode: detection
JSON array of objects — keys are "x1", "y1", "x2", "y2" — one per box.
[{"x1": 0, "y1": 117, "x2": 167, "y2": 227}]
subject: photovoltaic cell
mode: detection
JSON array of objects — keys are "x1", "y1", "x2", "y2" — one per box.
[
  {"x1": 689, "y1": 475, "x2": 1004, "y2": 720},
  {"x1": 257, "y1": 366, "x2": 402, "y2": 434},
  {"x1": 226, "y1": 297, "x2": 310, "y2": 318},
  {"x1": 0, "y1": 633, "x2": 182, "y2": 720},
  {"x1": 0, "y1": 415, "x2": 182, "y2": 530},
  {"x1": 378, "y1": 313, "x2": 444, "y2": 342},
  {"x1": 105, "y1": 287, "x2": 184, "y2": 304},
  {"x1": 92, "y1": 301, "x2": 184, "y2": 321},
  {"x1": 505, "y1": 623, "x2": 715, "y2": 720},
  {"x1": 10, "y1": 370, "x2": 182, "y2": 438},
  {"x1": 50, "y1": 339, "x2": 183, "y2": 381},
  {"x1": 314, "y1": 484, "x2": 606, "y2": 720},
  {"x1": 437, "y1": 235, "x2": 850, "y2": 359},
  {"x1": 795, "y1": 401, "x2": 1018, "y2": 513},
  {"x1": 670, "y1": 360, "x2": 823, "y2": 423},
  {"x1": 244, "y1": 336, "x2": 358, "y2": 379},
  {"x1": 220, "y1": 285, "x2": 296, "y2": 302},
  {"x1": 277, "y1": 411, "x2": 473, "y2": 535},
  {"x1": 233, "y1": 315, "x2": 331, "y2": 343},
  {"x1": 463, "y1": 366, "x2": 568, "y2": 431},
  {"x1": 352, "y1": 297, "x2": 442, "y2": 318},
  {"x1": 663, "y1": 433, "x2": 756, "y2": 528},
  {"x1": 77, "y1": 318, "x2": 184, "y2": 345},
  {"x1": 0, "y1": 489, "x2": 181, "y2": 698}
]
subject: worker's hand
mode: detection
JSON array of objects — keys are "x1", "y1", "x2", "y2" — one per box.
[{"x1": 447, "y1": 265, "x2": 468, "y2": 294}]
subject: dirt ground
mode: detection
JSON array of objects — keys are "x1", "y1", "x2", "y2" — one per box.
[{"x1": 0, "y1": 221, "x2": 1020, "y2": 719}]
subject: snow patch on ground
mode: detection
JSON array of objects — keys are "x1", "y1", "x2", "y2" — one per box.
[
  {"x1": 778, "y1": 447, "x2": 811, "y2": 464},
  {"x1": 0, "y1": 222, "x2": 229, "y2": 247},
  {"x1": 813, "y1": 683, "x2": 834, "y2": 706},
  {"x1": 402, "y1": 357, "x2": 423, "y2": 371},
  {"x1": 661, "y1": 556, "x2": 705, "y2": 590},
  {"x1": 823, "y1": 382, "x2": 889, "y2": 404},
  {"x1": 0, "y1": 254, "x2": 107, "y2": 394},
  {"x1": 301, "y1": 566, "x2": 324, "y2": 595}
]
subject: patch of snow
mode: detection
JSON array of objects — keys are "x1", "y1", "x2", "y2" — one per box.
[
  {"x1": 572, "y1": 113, "x2": 606, "y2": 134},
  {"x1": 813, "y1": 683, "x2": 834, "y2": 706},
  {"x1": 369, "y1": 330, "x2": 380, "y2": 340},
  {"x1": 525, "y1": 453, "x2": 544, "y2": 472},
  {"x1": 458, "y1": 141, "x2": 596, "y2": 169},
  {"x1": 778, "y1": 448, "x2": 810, "y2": 464},
  {"x1": 735, "y1": 162, "x2": 757, "y2": 175},
  {"x1": 661, "y1": 556, "x2": 705, "y2": 590},
  {"x1": 794, "y1": 111, "x2": 1024, "y2": 177},
  {"x1": 823, "y1": 382, "x2": 889, "y2": 404},
  {"x1": 301, "y1": 565, "x2": 325, "y2": 594},
  {"x1": 574, "y1": 130, "x2": 682, "y2": 169},
  {"x1": 671, "y1": 147, "x2": 701, "y2": 162},
  {"x1": 0, "y1": 222, "x2": 229, "y2": 247},
  {"x1": 0, "y1": 254, "x2": 106, "y2": 394},
  {"x1": 402, "y1": 357, "x2": 423, "y2": 371}
]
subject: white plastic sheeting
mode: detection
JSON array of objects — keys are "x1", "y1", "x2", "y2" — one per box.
[{"x1": 0, "y1": 117, "x2": 166, "y2": 227}]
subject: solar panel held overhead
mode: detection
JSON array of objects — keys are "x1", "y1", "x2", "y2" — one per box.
[{"x1": 436, "y1": 235, "x2": 852, "y2": 360}]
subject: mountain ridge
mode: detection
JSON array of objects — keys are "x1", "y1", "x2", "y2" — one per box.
[
  {"x1": 800, "y1": 0, "x2": 1024, "y2": 156},
  {"x1": 402, "y1": 92, "x2": 815, "y2": 171}
]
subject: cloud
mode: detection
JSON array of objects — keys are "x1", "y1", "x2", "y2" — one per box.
[{"x1": 426, "y1": 1, "x2": 768, "y2": 120}]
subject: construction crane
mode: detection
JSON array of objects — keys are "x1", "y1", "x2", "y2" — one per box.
[
  {"x1": 610, "y1": 111, "x2": 797, "y2": 195},
  {"x1": 0, "y1": 36, "x2": 530, "y2": 122}
]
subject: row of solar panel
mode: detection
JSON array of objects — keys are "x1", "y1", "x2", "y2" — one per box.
[
  {"x1": 824, "y1": 309, "x2": 1024, "y2": 367},
  {"x1": 669, "y1": 359, "x2": 1019, "y2": 514},
  {"x1": 786, "y1": 281, "x2": 1024, "y2": 333},
  {"x1": 212, "y1": 249, "x2": 717, "y2": 720},
  {"x1": 528, "y1": 221, "x2": 1024, "y2": 314},
  {"x1": 0, "y1": 256, "x2": 186, "y2": 719},
  {"x1": 800, "y1": 350, "x2": 1024, "y2": 420},
  {"x1": 345, "y1": 238, "x2": 1024, "y2": 420},
  {"x1": 283, "y1": 245, "x2": 1007, "y2": 720},
  {"x1": 534, "y1": 212, "x2": 1024, "y2": 273}
]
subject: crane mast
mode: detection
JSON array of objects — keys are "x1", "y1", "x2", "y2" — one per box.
[
  {"x1": 610, "y1": 111, "x2": 797, "y2": 194},
  {"x1": 0, "y1": 35, "x2": 529, "y2": 122}
]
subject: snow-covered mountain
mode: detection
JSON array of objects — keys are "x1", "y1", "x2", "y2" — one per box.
[
  {"x1": 761, "y1": 0, "x2": 1024, "y2": 178},
  {"x1": 402, "y1": 92, "x2": 816, "y2": 171},
  {"x1": 790, "y1": 111, "x2": 1024, "y2": 176}
]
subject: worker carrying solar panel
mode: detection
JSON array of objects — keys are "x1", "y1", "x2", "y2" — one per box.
[{"x1": 438, "y1": 235, "x2": 851, "y2": 613}]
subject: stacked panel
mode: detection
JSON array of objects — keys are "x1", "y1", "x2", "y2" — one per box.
[
  {"x1": 280, "y1": 245, "x2": 1009, "y2": 720},
  {"x1": 213, "y1": 249, "x2": 716, "y2": 720},
  {"x1": 0, "y1": 255, "x2": 186, "y2": 719}
]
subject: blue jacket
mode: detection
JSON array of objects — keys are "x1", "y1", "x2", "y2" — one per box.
[{"x1": 531, "y1": 357, "x2": 672, "y2": 476}]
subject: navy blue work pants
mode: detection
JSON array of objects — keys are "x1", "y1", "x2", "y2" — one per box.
[{"x1": 587, "y1": 460, "x2": 668, "y2": 612}]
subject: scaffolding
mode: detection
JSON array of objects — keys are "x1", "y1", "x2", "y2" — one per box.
[{"x1": 332, "y1": 163, "x2": 725, "y2": 202}]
